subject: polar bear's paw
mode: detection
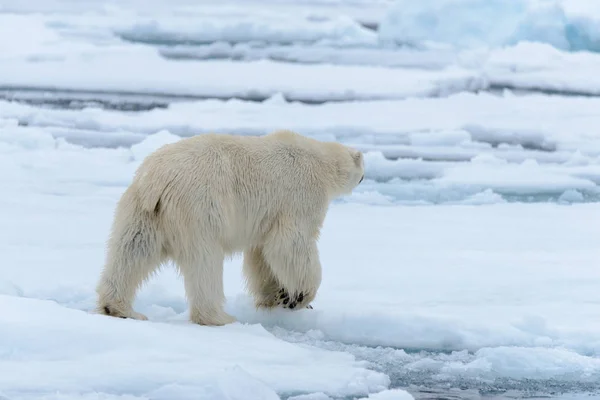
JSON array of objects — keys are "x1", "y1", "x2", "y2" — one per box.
[
  {"x1": 276, "y1": 289, "x2": 314, "y2": 310},
  {"x1": 98, "y1": 304, "x2": 149, "y2": 321},
  {"x1": 190, "y1": 309, "x2": 237, "y2": 326}
]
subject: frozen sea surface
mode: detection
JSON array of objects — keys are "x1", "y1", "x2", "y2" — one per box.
[
  {"x1": 4, "y1": 92, "x2": 600, "y2": 205},
  {"x1": 2, "y1": 127, "x2": 600, "y2": 400},
  {"x1": 2, "y1": 1, "x2": 600, "y2": 399}
]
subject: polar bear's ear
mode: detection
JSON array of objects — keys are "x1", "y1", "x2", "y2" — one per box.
[{"x1": 351, "y1": 150, "x2": 363, "y2": 167}]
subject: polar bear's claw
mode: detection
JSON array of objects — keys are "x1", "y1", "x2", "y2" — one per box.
[
  {"x1": 274, "y1": 289, "x2": 313, "y2": 310},
  {"x1": 99, "y1": 304, "x2": 148, "y2": 321}
]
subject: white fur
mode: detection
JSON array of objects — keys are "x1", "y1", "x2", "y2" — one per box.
[{"x1": 95, "y1": 129, "x2": 364, "y2": 326}]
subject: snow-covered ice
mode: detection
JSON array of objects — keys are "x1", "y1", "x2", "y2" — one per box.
[
  {"x1": 3, "y1": 121, "x2": 600, "y2": 399},
  {"x1": 1, "y1": 295, "x2": 389, "y2": 399},
  {"x1": 3, "y1": 0, "x2": 600, "y2": 399},
  {"x1": 6, "y1": 0, "x2": 600, "y2": 98},
  {"x1": 3, "y1": 127, "x2": 600, "y2": 399},
  {"x1": 0, "y1": 56, "x2": 485, "y2": 103},
  {"x1": 5, "y1": 90, "x2": 600, "y2": 204},
  {"x1": 480, "y1": 42, "x2": 600, "y2": 96},
  {"x1": 4, "y1": 90, "x2": 600, "y2": 155}
]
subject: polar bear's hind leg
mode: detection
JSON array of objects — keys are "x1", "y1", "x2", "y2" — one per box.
[
  {"x1": 96, "y1": 191, "x2": 164, "y2": 321},
  {"x1": 174, "y1": 246, "x2": 236, "y2": 326},
  {"x1": 242, "y1": 246, "x2": 281, "y2": 308}
]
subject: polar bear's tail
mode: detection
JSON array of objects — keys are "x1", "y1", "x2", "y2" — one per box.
[{"x1": 96, "y1": 185, "x2": 164, "y2": 320}]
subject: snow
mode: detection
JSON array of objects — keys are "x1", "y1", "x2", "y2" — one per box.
[
  {"x1": 0, "y1": 295, "x2": 387, "y2": 399},
  {"x1": 3, "y1": 126, "x2": 600, "y2": 399},
  {"x1": 157, "y1": 44, "x2": 459, "y2": 69},
  {"x1": 5, "y1": 0, "x2": 600, "y2": 98},
  {"x1": 0, "y1": 55, "x2": 484, "y2": 103},
  {"x1": 5, "y1": 91, "x2": 600, "y2": 204},
  {"x1": 3, "y1": 0, "x2": 600, "y2": 399},
  {"x1": 362, "y1": 390, "x2": 415, "y2": 400},
  {"x1": 480, "y1": 42, "x2": 600, "y2": 96},
  {"x1": 115, "y1": 14, "x2": 377, "y2": 47},
  {"x1": 6, "y1": 86, "x2": 600, "y2": 160}
]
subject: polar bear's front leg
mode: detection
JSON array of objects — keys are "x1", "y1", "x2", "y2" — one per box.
[
  {"x1": 262, "y1": 227, "x2": 322, "y2": 311},
  {"x1": 175, "y1": 249, "x2": 236, "y2": 326}
]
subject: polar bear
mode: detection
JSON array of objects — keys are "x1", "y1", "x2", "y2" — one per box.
[{"x1": 95, "y1": 129, "x2": 364, "y2": 326}]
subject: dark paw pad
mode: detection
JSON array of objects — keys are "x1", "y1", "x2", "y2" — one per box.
[
  {"x1": 103, "y1": 305, "x2": 127, "y2": 319},
  {"x1": 274, "y1": 288, "x2": 313, "y2": 310},
  {"x1": 277, "y1": 290, "x2": 310, "y2": 310}
]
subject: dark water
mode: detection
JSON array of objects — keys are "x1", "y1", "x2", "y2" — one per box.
[
  {"x1": 409, "y1": 387, "x2": 600, "y2": 400},
  {"x1": 404, "y1": 379, "x2": 600, "y2": 400}
]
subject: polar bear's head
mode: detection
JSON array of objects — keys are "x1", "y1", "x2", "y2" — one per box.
[
  {"x1": 329, "y1": 143, "x2": 365, "y2": 197},
  {"x1": 265, "y1": 129, "x2": 364, "y2": 198}
]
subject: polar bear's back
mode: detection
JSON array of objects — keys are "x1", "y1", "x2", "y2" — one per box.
[{"x1": 132, "y1": 131, "x2": 334, "y2": 250}]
